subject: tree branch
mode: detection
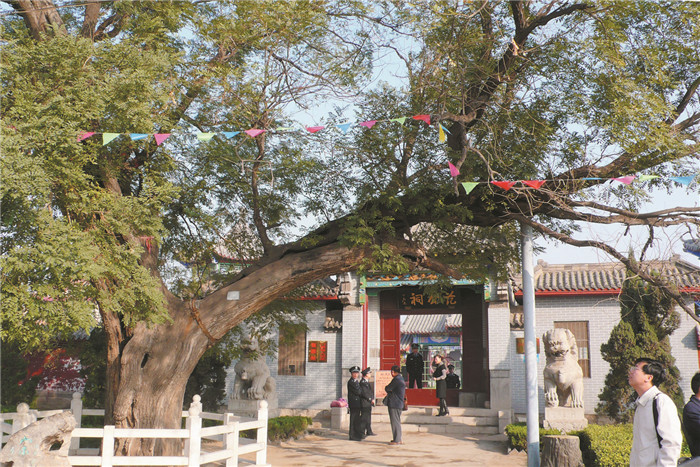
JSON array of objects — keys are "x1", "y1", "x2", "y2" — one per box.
[{"x1": 509, "y1": 212, "x2": 700, "y2": 323}]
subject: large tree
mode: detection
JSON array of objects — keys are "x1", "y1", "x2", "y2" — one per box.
[{"x1": 2, "y1": 0, "x2": 699, "y2": 456}]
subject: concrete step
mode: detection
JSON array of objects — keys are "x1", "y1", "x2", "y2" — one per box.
[
  {"x1": 372, "y1": 413, "x2": 498, "y2": 426},
  {"x1": 371, "y1": 405, "x2": 498, "y2": 417},
  {"x1": 368, "y1": 420, "x2": 499, "y2": 435}
]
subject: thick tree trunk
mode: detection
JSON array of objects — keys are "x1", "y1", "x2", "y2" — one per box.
[{"x1": 111, "y1": 294, "x2": 209, "y2": 456}]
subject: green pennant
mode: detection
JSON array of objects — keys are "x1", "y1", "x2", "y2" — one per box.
[
  {"x1": 637, "y1": 175, "x2": 660, "y2": 182},
  {"x1": 390, "y1": 117, "x2": 407, "y2": 125},
  {"x1": 461, "y1": 182, "x2": 478, "y2": 195},
  {"x1": 197, "y1": 132, "x2": 215, "y2": 141},
  {"x1": 102, "y1": 133, "x2": 120, "y2": 145}
]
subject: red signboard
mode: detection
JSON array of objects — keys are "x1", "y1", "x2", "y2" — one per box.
[{"x1": 308, "y1": 341, "x2": 327, "y2": 362}]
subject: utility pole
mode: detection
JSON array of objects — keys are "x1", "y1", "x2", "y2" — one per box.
[{"x1": 521, "y1": 223, "x2": 540, "y2": 467}]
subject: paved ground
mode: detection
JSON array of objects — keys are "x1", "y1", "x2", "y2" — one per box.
[{"x1": 239, "y1": 424, "x2": 527, "y2": 467}]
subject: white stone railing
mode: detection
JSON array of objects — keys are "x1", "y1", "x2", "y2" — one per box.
[{"x1": 1, "y1": 393, "x2": 269, "y2": 466}]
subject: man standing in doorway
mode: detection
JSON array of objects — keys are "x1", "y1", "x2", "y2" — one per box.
[
  {"x1": 385, "y1": 365, "x2": 405, "y2": 445},
  {"x1": 628, "y1": 357, "x2": 682, "y2": 466},
  {"x1": 347, "y1": 366, "x2": 364, "y2": 441},
  {"x1": 446, "y1": 364, "x2": 460, "y2": 389},
  {"x1": 360, "y1": 367, "x2": 376, "y2": 436},
  {"x1": 406, "y1": 343, "x2": 424, "y2": 389}
]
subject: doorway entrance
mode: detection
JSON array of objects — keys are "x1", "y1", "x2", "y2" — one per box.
[{"x1": 379, "y1": 286, "x2": 487, "y2": 406}]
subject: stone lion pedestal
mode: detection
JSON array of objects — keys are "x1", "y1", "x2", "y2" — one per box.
[
  {"x1": 543, "y1": 407, "x2": 588, "y2": 432},
  {"x1": 228, "y1": 397, "x2": 280, "y2": 419}
]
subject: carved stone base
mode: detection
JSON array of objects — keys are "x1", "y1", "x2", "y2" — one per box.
[
  {"x1": 543, "y1": 407, "x2": 588, "y2": 432},
  {"x1": 228, "y1": 397, "x2": 279, "y2": 419}
]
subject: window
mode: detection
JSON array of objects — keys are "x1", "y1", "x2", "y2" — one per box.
[
  {"x1": 554, "y1": 321, "x2": 591, "y2": 378},
  {"x1": 278, "y1": 327, "x2": 306, "y2": 376}
]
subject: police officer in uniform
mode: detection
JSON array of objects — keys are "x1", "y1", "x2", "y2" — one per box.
[
  {"x1": 406, "y1": 343, "x2": 424, "y2": 388},
  {"x1": 347, "y1": 366, "x2": 364, "y2": 440},
  {"x1": 360, "y1": 367, "x2": 376, "y2": 436}
]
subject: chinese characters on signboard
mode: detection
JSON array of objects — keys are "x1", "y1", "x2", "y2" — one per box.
[
  {"x1": 308, "y1": 341, "x2": 328, "y2": 362},
  {"x1": 398, "y1": 289, "x2": 459, "y2": 309}
]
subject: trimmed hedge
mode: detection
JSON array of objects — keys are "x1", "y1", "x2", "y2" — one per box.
[
  {"x1": 507, "y1": 422, "x2": 691, "y2": 466},
  {"x1": 266, "y1": 416, "x2": 313, "y2": 442},
  {"x1": 578, "y1": 424, "x2": 633, "y2": 467},
  {"x1": 504, "y1": 423, "x2": 561, "y2": 452}
]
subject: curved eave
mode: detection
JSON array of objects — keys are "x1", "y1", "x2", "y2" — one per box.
[{"x1": 514, "y1": 286, "x2": 700, "y2": 297}]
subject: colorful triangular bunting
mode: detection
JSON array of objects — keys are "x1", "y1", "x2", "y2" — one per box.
[
  {"x1": 197, "y1": 132, "x2": 215, "y2": 141},
  {"x1": 102, "y1": 133, "x2": 120, "y2": 145},
  {"x1": 448, "y1": 162, "x2": 460, "y2": 177},
  {"x1": 491, "y1": 181, "x2": 516, "y2": 191},
  {"x1": 413, "y1": 114, "x2": 431, "y2": 125},
  {"x1": 671, "y1": 175, "x2": 695, "y2": 186},
  {"x1": 359, "y1": 120, "x2": 377, "y2": 129},
  {"x1": 461, "y1": 182, "x2": 478, "y2": 195},
  {"x1": 612, "y1": 175, "x2": 635, "y2": 185},
  {"x1": 130, "y1": 133, "x2": 148, "y2": 141},
  {"x1": 154, "y1": 133, "x2": 171, "y2": 145},
  {"x1": 245, "y1": 129, "x2": 265, "y2": 138},
  {"x1": 439, "y1": 125, "x2": 446, "y2": 143},
  {"x1": 306, "y1": 126, "x2": 325, "y2": 133},
  {"x1": 223, "y1": 131, "x2": 240, "y2": 139},
  {"x1": 336, "y1": 123, "x2": 353, "y2": 134},
  {"x1": 77, "y1": 132, "x2": 95, "y2": 142},
  {"x1": 522, "y1": 180, "x2": 545, "y2": 190},
  {"x1": 637, "y1": 174, "x2": 660, "y2": 182},
  {"x1": 390, "y1": 117, "x2": 407, "y2": 125}
]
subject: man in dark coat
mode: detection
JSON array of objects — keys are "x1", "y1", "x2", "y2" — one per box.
[
  {"x1": 446, "y1": 364, "x2": 460, "y2": 389},
  {"x1": 684, "y1": 372, "x2": 700, "y2": 458},
  {"x1": 405, "y1": 343, "x2": 424, "y2": 389},
  {"x1": 385, "y1": 365, "x2": 406, "y2": 445},
  {"x1": 347, "y1": 366, "x2": 364, "y2": 441},
  {"x1": 360, "y1": 367, "x2": 376, "y2": 436}
]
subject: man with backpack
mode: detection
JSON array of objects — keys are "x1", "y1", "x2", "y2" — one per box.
[{"x1": 628, "y1": 357, "x2": 682, "y2": 466}]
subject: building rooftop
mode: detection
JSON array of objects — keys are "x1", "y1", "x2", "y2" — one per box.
[{"x1": 514, "y1": 255, "x2": 700, "y2": 296}]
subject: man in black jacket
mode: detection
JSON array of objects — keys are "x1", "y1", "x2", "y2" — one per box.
[
  {"x1": 347, "y1": 366, "x2": 364, "y2": 441},
  {"x1": 385, "y1": 365, "x2": 406, "y2": 445},
  {"x1": 446, "y1": 364, "x2": 460, "y2": 389},
  {"x1": 684, "y1": 372, "x2": 700, "y2": 458},
  {"x1": 405, "y1": 344, "x2": 424, "y2": 389},
  {"x1": 360, "y1": 367, "x2": 376, "y2": 436}
]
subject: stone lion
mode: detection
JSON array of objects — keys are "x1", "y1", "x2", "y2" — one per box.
[
  {"x1": 231, "y1": 340, "x2": 276, "y2": 401},
  {"x1": 543, "y1": 328, "x2": 584, "y2": 408}
]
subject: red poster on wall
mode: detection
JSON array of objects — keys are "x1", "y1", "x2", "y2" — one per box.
[{"x1": 308, "y1": 341, "x2": 328, "y2": 362}]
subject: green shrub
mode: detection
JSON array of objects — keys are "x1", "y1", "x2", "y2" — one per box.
[
  {"x1": 504, "y1": 423, "x2": 561, "y2": 452},
  {"x1": 266, "y1": 416, "x2": 313, "y2": 442},
  {"x1": 578, "y1": 424, "x2": 633, "y2": 467}
]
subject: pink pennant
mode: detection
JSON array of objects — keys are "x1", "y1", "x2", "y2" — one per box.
[
  {"x1": 306, "y1": 126, "x2": 325, "y2": 133},
  {"x1": 491, "y1": 181, "x2": 516, "y2": 191},
  {"x1": 154, "y1": 133, "x2": 171, "y2": 145},
  {"x1": 245, "y1": 129, "x2": 265, "y2": 137},
  {"x1": 448, "y1": 162, "x2": 460, "y2": 177},
  {"x1": 359, "y1": 120, "x2": 377, "y2": 129},
  {"x1": 413, "y1": 114, "x2": 431, "y2": 125},
  {"x1": 612, "y1": 175, "x2": 635, "y2": 185},
  {"x1": 77, "y1": 132, "x2": 95, "y2": 142},
  {"x1": 522, "y1": 180, "x2": 545, "y2": 190}
]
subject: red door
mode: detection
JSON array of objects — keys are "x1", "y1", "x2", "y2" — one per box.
[{"x1": 380, "y1": 312, "x2": 400, "y2": 370}]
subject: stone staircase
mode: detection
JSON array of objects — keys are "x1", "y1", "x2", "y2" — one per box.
[{"x1": 369, "y1": 405, "x2": 501, "y2": 435}]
